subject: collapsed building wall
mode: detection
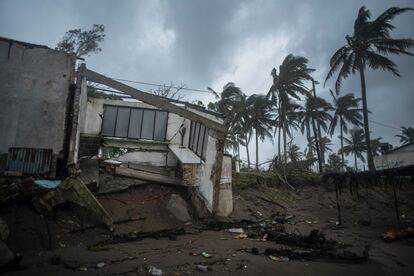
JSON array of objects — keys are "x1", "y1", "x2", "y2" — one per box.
[
  {"x1": 79, "y1": 94, "x2": 229, "y2": 214},
  {"x1": 0, "y1": 37, "x2": 76, "y2": 176}
]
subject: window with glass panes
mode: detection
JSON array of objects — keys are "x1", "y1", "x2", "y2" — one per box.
[
  {"x1": 188, "y1": 121, "x2": 208, "y2": 160},
  {"x1": 101, "y1": 105, "x2": 168, "y2": 141}
]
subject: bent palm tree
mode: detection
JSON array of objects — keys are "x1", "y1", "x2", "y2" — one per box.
[
  {"x1": 395, "y1": 126, "x2": 414, "y2": 145},
  {"x1": 340, "y1": 128, "x2": 367, "y2": 171},
  {"x1": 268, "y1": 54, "x2": 314, "y2": 165},
  {"x1": 329, "y1": 90, "x2": 363, "y2": 166},
  {"x1": 325, "y1": 6, "x2": 414, "y2": 171}
]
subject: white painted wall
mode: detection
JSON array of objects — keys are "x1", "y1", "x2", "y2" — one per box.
[
  {"x1": 374, "y1": 143, "x2": 414, "y2": 170},
  {"x1": 194, "y1": 132, "x2": 217, "y2": 210}
]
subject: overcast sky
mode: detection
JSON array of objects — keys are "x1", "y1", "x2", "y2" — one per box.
[{"x1": 1, "y1": 0, "x2": 413, "y2": 168}]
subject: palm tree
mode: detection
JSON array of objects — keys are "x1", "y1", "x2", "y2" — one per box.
[
  {"x1": 340, "y1": 128, "x2": 367, "y2": 171},
  {"x1": 298, "y1": 94, "x2": 333, "y2": 172},
  {"x1": 317, "y1": 136, "x2": 333, "y2": 162},
  {"x1": 325, "y1": 6, "x2": 414, "y2": 172},
  {"x1": 268, "y1": 54, "x2": 314, "y2": 165},
  {"x1": 370, "y1": 137, "x2": 383, "y2": 156},
  {"x1": 208, "y1": 82, "x2": 246, "y2": 167},
  {"x1": 329, "y1": 90, "x2": 363, "y2": 166},
  {"x1": 287, "y1": 142, "x2": 304, "y2": 164},
  {"x1": 395, "y1": 126, "x2": 414, "y2": 145},
  {"x1": 245, "y1": 94, "x2": 274, "y2": 170}
]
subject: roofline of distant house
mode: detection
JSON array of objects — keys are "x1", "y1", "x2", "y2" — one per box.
[{"x1": 384, "y1": 141, "x2": 414, "y2": 155}]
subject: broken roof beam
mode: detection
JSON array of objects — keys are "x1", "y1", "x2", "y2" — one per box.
[{"x1": 84, "y1": 68, "x2": 226, "y2": 134}]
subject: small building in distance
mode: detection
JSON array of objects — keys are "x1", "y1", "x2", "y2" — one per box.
[{"x1": 374, "y1": 142, "x2": 414, "y2": 171}]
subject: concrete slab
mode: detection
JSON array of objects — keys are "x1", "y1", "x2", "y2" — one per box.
[
  {"x1": 168, "y1": 144, "x2": 201, "y2": 164},
  {"x1": 165, "y1": 194, "x2": 191, "y2": 222}
]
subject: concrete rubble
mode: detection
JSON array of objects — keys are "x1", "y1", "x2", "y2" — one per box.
[{"x1": 32, "y1": 176, "x2": 114, "y2": 230}]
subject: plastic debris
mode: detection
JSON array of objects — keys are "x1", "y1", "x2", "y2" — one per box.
[
  {"x1": 269, "y1": 255, "x2": 280, "y2": 261},
  {"x1": 227, "y1": 228, "x2": 244, "y2": 234},
  {"x1": 235, "y1": 233, "x2": 248, "y2": 239},
  {"x1": 196, "y1": 264, "x2": 209, "y2": 272},
  {"x1": 201, "y1": 252, "x2": 212, "y2": 258},
  {"x1": 148, "y1": 266, "x2": 164, "y2": 275},
  {"x1": 96, "y1": 262, "x2": 105, "y2": 269},
  {"x1": 34, "y1": 180, "x2": 61, "y2": 189}
]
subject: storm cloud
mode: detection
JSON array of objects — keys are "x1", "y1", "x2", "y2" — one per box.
[{"x1": 1, "y1": 0, "x2": 413, "y2": 166}]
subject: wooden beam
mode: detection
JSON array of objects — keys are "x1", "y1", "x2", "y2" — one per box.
[
  {"x1": 115, "y1": 166, "x2": 185, "y2": 186},
  {"x1": 85, "y1": 69, "x2": 226, "y2": 134}
]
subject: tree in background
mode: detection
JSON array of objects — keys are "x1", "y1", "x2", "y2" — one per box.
[
  {"x1": 329, "y1": 90, "x2": 363, "y2": 167},
  {"x1": 340, "y1": 128, "x2": 367, "y2": 171},
  {"x1": 370, "y1": 137, "x2": 383, "y2": 156},
  {"x1": 56, "y1": 24, "x2": 105, "y2": 58},
  {"x1": 395, "y1": 126, "x2": 414, "y2": 145},
  {"x1": 325, "y1": 6, "x2": 414, "y2": 172},
  {"x1": 245, "y1": 94, "x2": 274, "y2": 170},
  {"x1": 151, "y1": 83, "x2": 186, "y2": 101},
  {"x1": 298, "y1": 94, "x2": 332, "y2": 172},
  {"x1": 325, "y1": 153, "x2": 344, "y2": 172},
  {"x1": 287, "y1": 142, "x2": 304, "y2": 164}
]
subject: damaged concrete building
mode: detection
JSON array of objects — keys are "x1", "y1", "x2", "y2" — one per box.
[{"x1": 0, "y1": 37, "x2": 233, "y2": 218}]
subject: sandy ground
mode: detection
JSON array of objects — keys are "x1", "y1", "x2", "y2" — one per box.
[{"x1": 1, "y1": 177, "x2": 414, "y2": 275}]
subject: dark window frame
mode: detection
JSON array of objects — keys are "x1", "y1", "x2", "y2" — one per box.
[
  {"x1": 188, "y1": 120, "x2": 209, "y2": 160},
  {"x1": 101, "y1": 104, "x2": 169, "y2": 142}
]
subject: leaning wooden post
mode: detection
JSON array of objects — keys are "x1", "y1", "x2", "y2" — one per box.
[
  {"x1": 334, "y1": 175, "x2": 342, "y2": 225},
  {"x1": 392, "y1": 175, "x2": 400, "y2": 224}
]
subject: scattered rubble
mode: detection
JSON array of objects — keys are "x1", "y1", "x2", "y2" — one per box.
[{"x1": 32, "y1": 176, "x2": 114, "y2": 230}]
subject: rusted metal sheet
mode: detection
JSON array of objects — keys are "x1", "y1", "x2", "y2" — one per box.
[{"x1": 6, "y1": 148, "x2": 53, "y2": 175}]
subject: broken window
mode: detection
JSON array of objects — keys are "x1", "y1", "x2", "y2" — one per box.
[
  {"x1": 101, "y1": 105, "x2": 168, "y2": 141},
  {"x1": 189, "y1": 121, "x2": 209, "y2": 160}
]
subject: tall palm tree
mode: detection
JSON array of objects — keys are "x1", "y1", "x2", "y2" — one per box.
[
  {"x1": 395, "y1": 126, "x2": 414, "y2": 145},
  {"x1": 245, "y1": 94, "x2": 274, "y2": 170},
  {"x1": 268, "y1": 54, "x2": 314, "y2": 165},
  {"x1": 329, "y1": 90, "x2": 363, "y2": 166},
  {"x1": 340, "y1": 128, "x2": 367, "y2": 171},
  {"x1": 298, "y1": 94, "x2": 333, "y2": 172},
  {"x1": 325, "y1": 6, "x2": 414, "y2": 172}
]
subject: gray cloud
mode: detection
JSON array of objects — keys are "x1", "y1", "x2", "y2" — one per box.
[{"x1": 1, "y1": 0, "x2": 413, "y2": 166}]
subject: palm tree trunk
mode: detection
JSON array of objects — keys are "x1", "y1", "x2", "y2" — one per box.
[
  {"x1": 282, "y1": 103, "x2": 287, "y2": 164},
  {"x1": 283, "y1": 124, "x2": 287, "y2": 165},
  {"x1": 245, "y1": 136, "x2": 251, "y2": 169},
  {"x1": 255, "y1": 129, "x2": 259, "y2": 171},
  {"x1": 354, "y1": 153, "x2": 358, "y2": 171},
  {"x1": 340, "y1": 117, "x2": 345, "y2": 167},
  {"x1": 312, "y1": 118, "x2": 323, "y2": 173},
  {"x1": 357, "y1": 59, "x2": 375, "y2": 172},
  {"x1": 312, "y1": 79, "x2": 324, "y2": 163},
  {"x1": 277, "y1": 99, "x2": 281, "y2": 165}
]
